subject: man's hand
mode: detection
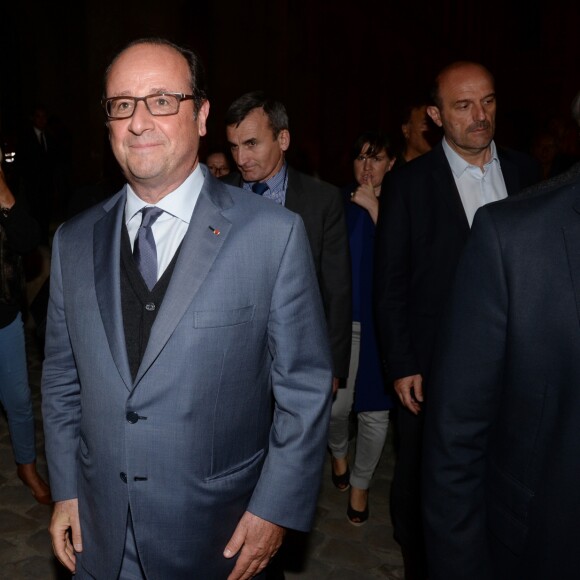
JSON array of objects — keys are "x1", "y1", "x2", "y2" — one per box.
[
  {"x1": 49, "y1": 498, "x2": 82, "y2": 573},
  {"x1": 332, "y1": 376, "x2": 341, "y2": 395},
  {"x1": 394, "y1": 374, "x2": 423, "y2": 415},
  {"x1": 224, "y1": 511, "x2": 286, "y2": 580}
]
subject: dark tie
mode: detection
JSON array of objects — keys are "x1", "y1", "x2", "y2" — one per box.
[
  {"x1": 251, "y1": 182, "x2": 269, "y2": 195},
  {"x1": 133, "y1": 207, "x2": 163, "y2": 290}
]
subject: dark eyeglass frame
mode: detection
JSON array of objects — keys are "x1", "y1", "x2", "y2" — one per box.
[{"x1": 101, "y1": 92, "x2": 195, "y2": 120}]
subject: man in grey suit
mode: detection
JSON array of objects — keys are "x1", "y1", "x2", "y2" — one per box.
[
  {"x1": 221, "y1": 91, "x2": 351, "y2": 396},
  {"x1": 41, "y1": 37, "x2": 332, "y2": 580}
]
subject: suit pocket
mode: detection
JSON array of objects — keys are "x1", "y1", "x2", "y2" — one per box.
[
  {"x1": 194, "y1": 305, "x2": 255, "y2": 328},
  {"x1": 486, "y1": 461, "x2": 534, "y2": 555},
  {"x1": 204, "y1": 449, "x2": 265, "y2": 483}
]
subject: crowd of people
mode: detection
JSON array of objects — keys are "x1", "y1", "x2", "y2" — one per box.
[{"x1": 2, "y1": 35, "x2": 580, "y2": 580}]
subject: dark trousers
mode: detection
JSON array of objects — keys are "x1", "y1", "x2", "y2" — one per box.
[{"x1": 390, "y1": 404, "x2": 428, "y2": 580}]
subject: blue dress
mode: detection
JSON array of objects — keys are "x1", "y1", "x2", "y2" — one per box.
[{"x1": 342, "y1": 184, "x2": 393, "y2": 413}]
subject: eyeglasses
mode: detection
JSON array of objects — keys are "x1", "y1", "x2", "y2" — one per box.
[{"x1": 101, "y1": 92, "x2": 195, "y2": 120}]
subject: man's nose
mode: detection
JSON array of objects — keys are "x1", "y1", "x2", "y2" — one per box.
[
  {"x1": 128, "y1": 100, "x2": 154, "y2": 131},
  {"x1": 473, "y1": 103, "x2": 487, "y2": 121}
]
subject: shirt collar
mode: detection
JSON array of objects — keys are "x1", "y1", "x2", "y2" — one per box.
[
  {"x1": 125, "y1": 163, "x2": 204, "y2": 224},
  {"x1": 244, "y1": 161, "x2": 288, "y2": 193},
  {"x1": 442, "y1": 137, "x2": 499, "y2": 177}
]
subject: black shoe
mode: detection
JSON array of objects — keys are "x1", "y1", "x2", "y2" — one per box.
[
  {"x1": 347, "y1": 500, "x2": 369, "y2": 526},
  {"x1": 331, "y1": 466, "x2": 350, "y2": 492}
]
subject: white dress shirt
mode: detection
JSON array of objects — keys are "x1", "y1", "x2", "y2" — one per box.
[
  {"x1": 125, "y1": 164, "x2": 204, "y2": 281},
  {"x1": 442, "y1": 138, "x2": 508, "y2": 227}
]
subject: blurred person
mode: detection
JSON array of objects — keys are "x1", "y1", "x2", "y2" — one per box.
[
  {"x1": 17, "y1": 104, "x2": 60, "y2": 245},
  {"x1": 374, "y1": 61, "x2": 540, "y2": 580},
  {"x1": 422, "y1": 124, "x2": 580, "y2": 579},
  {"x1": 222, "y1": 91, "x2": 351, "y2": 395},
  {"x1": 328, "y1": 131, "x2": 395, "y2": 526},
  {"x1": 0, "y1": 159, "x2": 51, "y2": 505},
  {"x1": 205, "y1": 147, "x2": 231, "y2": 178},
  {"x1": 42, "y1": 37, "x2": 332, "y2": 580},
  {"x1": 394, "y1": 101, "x2": 437, "y2": 168}
]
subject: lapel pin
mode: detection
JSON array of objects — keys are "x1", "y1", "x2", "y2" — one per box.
[{"x1": 208, "y1": 225, "x2": 220, "y2": 235}]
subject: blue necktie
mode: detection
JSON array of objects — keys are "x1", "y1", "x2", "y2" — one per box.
[
  {"x1": 133, "y1": 207, "x2": 163, "y2": 290},
  {"x1": 251, "y1": 182, "x2": 269, "y2": 195}
]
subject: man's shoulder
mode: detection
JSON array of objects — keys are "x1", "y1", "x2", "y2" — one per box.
[
  {"x1": 60, "y1": 189, "x2": 124, "y2": 231},
  {"x1": 519, "y1": 161, "x2": 580, "y2": 197},
  {"x1": 384, "y1": 145, "x2": 452, "y2": 196},
  {"x1": 287, "y1": 166, "x2": 340, "y2": 199},
  {"x1": 484, "y1": 167, "x2": 580, "y2": 224}
]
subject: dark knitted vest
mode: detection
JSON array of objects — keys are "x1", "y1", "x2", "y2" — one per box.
[{"x1": 120, "y1": 226, "x2": 181, "y2": 380}]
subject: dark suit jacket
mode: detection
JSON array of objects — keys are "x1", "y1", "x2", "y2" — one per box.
[
  {"x1": 423, "y1": 173, "x2": 580, "y2": 579},
  {"x1": 222, "y1": 166, "x2": 352, "y2": 378},
  {"x1": 374, "y1": 141, "x2": 539, "y2": 385}
]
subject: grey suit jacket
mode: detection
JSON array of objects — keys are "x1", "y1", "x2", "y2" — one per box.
[
  {"x1": 221, "y1": 166, "x2": 352, "y2": 379},
  {"x1": 41, "y1": 170, "x2": 333, "y2": 579}
]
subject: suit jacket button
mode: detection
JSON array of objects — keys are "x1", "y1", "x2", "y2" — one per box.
[
  {"x1": 120, "y1": 472, "x2": 127, "y2": 483},
  {"x1": 145, "y1": 302, "x2": 156, "y2": 311},
  {"x1": 126, "y1": 411, "x2": 140, "y2": 423}
]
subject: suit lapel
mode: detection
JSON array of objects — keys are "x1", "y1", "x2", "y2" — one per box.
[
  {"x1": 134, "y1": 177, "x2": 233, "y2": 385},
  {"x1": 93, "y1": 190, "x2": 133, "y2": 390},
  {"x1": 498, "y1": 151, "x2": 520, "y2": 196},
  {"x1": 431, "y1": 145, "x2": 470, "y2": 235},
  {"x1": 283, "y1": 166, "x2": 301, "y2": 213}
]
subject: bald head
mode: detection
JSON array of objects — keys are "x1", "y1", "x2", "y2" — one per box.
[{"x1": 431, "y1": 61, "x2": 495, "y2": 108}]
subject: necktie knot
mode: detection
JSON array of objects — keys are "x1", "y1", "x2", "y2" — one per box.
[
  {"x1": 140, "y1": 206, "x2": 163, "y2": 228},
  {"x1": 251, "y1": 181, "x2": 269, "y2": 195}
]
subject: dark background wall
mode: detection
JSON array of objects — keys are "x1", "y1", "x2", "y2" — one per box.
[{"x1": 1, "y1": 0, "x2": 579, "y2": 190}]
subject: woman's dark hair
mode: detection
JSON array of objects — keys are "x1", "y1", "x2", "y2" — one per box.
[{"x1": 351, "y1": 131, "x2": 396, "y2": 160}]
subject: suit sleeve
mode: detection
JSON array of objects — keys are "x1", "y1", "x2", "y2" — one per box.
[
  {"x1": 374, "y1": 177, "x2": 420, "y2": 380},
  {"x1": 422, "y1": 206, "x2": 508, "y2": 580},
  {"x1": 41, "y1": 227, "x2": 82, "y2": 501},
  {"x1": 318, "y1": 186, "x2": 352, "y2": 378},
  {"x1": 247, "y1": 213, "x2": 333, "y2": 531}
]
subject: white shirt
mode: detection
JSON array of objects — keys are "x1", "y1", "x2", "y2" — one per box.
[
  {"x1": 125, "y1": 164, "x2": 204, "y2": 281},
  {"x1": 442, "y1": 138, "x2": 508, "y2": 227}
]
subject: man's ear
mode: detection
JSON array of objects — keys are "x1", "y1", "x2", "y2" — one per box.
[
  {"x1": 426, "y1": 105, "x2": 442, "y2": 128},
  {"x1": 277, "y1": 129, "x2": 290, "y2": 152},
  {"x1": 196, "y1": 100, "x2": 210, "y2": 136}
]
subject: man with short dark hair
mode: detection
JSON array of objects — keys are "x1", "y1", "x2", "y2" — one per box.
[
  {"x1": 222, "y1": 91, "x2": 351, "y2": 394},
  {"x1": 374, "y1": 61, "x2": 540, "y2": 579}
]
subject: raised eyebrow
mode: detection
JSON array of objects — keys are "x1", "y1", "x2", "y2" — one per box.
[{"x1": 482, "y1": 93, "x2": 496, "y2": 101}]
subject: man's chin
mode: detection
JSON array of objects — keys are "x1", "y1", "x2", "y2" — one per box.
[{"x1": 240, "y1": 170, "x2": 260, "y2": 182}]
